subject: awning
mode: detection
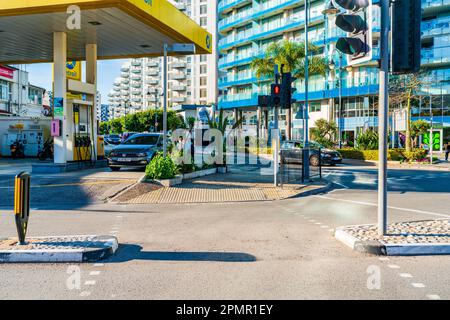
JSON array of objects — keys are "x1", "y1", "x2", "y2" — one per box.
[{"x1": 0, "y1": 0, "x2": 213, "y2": 64}]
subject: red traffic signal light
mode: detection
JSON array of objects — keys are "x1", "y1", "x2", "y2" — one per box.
[{"x1": 273, "y1": 84, "x2": 280, "y2": 95}]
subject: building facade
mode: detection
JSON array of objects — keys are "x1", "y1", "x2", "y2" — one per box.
[
  {"x1": 217, "y1": 0, "x2": 450, "y2": 146},
  {"x1": 0, "y1": 65, "x2": 46, "y2": 118},
  {"x1": 107, "y1": 0, "x2": 218, "y2": 120}
]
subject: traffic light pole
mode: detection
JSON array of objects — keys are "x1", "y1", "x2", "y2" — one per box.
[
  {"x1": 378, "y1": 0, "x2": 389, "y2": 236},
  {"x1": 303, "y1": 0, "x2": 310, "y2": 180}
]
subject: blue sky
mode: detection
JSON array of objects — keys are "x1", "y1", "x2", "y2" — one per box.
[{"x1": 26, "y1": 59, "x2": 127, "y2": 105}]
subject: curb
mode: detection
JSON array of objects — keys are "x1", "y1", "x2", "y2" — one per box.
[
  {"x1": 0, "y1": 235, "x2": 118, "y2": 263},
  {"x1": 335, "y1": 228, "x2": 450, "y2": 256}
]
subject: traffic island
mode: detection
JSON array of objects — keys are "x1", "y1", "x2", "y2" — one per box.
[
  {"x1": 0, "y1": 235, "x2": 118, "y2": 263},
  {"x1": 335, "y1": 219, "x2": 450, "y2": 256}
]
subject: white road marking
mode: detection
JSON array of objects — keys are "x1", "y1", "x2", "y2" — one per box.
[
  {"x1": 93, "y1": 263, "x2": 104, "y2": 267},
  {"x1": 379, "y1": 257, "x2": 390, "y2": 261},
  {"x1": 399, "y1": 273, "x2": 413, "y2": 278},
  {"x1": 314, "y1": 195, "x2": 450, "y2": 218},
  {"x1": 315, "y1": 222, "x2": 322, "y2": 225},
  {"x1": 89, "y1": 271, "x2": 101, "y2": 276},
  {"x1": 411, "y1": 283, "x2": 426, "y2": 288},
  {"x1": 321, "y1": 225, "x2": 329, "y2": 228},
  {"x1": 426, "y1": 294, "x2": 441, "y2": 300},
  {"x1": 388, "y1": 264, "x2": 400, "y2": 269},
  {"x1": 84, "y1": 280, "x2": 96, "y2": 286},
  {"x1": 80, "y1": 291, "x2": 91, "y2": 297}
]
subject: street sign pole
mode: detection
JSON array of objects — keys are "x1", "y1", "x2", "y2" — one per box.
[
  {"x1": 303, "y1": 0, "x2": 310, "y2": 180},
  {"x1": 273, "y1": 65, "x2": 279, "y2": 187},
  {"x1": 378, "y1": 0, "x2": 390, "y2": 236}
]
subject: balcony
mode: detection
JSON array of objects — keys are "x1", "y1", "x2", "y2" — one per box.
[
  {"x1": 147, "y1": 79, "x2": 159, "y2": 85},
  {"x1": 171, "y1": 73, "x2": 186, "y2": 80},
  {"x1": 171, "y1": 97, "x2": 186, "y2": 103},
  {"x1": 131, "y1": 75, "x2": 142, "y2": 81},
  {"x1": 131, "y1": 60, "x2": 142, "y2": 67},
  {"x1": 147, "y1": 61, "x2": 159, "y2": 68},
  {"x1": 218, "y1": 0, "x2": 252, "y2": 15},
  {"x1": 171, "y1": 62, "x2": 187, "y2": 69},
  {"x1": 421, "y1": 46, "x2": 450, "y2": 66},
  {"x1": 120, "y1": 66, "x2": 129, "y2": 72},
  {"x1": 121, "y1": 73, "x2": 129, "y2": 78},
  {"x1": 130, "y1": 83, "x2": 141, "y2": 88},
  {"x1": 172, "y1": 85, "x2": 187, "y2": 91},
  {"x1": 147, "y1": 70, "x2": 159, "y2": 76}
]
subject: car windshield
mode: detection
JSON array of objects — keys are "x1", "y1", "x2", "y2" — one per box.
[
  {"x1": 309, "y1": 141, "x2": 325, "y2": 149},
  {"x1": 123, "y1": 135, "x2": 159, "y2": 145},
  {"x1": 109, "y1": 135, "x2": 120, "y2": 139}
]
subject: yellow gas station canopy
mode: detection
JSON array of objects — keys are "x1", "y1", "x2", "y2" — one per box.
[{"x1": 0, "y1": 0, "x2": 213, "y2": 64}]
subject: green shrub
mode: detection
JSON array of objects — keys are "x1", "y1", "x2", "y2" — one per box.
[
  {"x1": 402, "y1": 149, "x2": 427, "y2": 162},
  {"x1": 356, "y1": 129, "x2": 379, "y2": 150},
  {"x1": 145, "y1": 155, "x2": 178, "y2": 180},
  {"x1": 338, "y1": 148, "x2": 427, "y2": 162}
]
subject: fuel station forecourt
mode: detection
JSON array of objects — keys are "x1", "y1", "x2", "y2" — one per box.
[{"x1": 0, "y1": 0, "x2": 212, "y2": 170}]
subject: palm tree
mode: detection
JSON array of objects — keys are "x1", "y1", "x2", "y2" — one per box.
[
  {"x1": 206, "y1": 109, "x2": 243, "y2": 167},
  {"x1": 251, "y1": 40, "x2": 327, "y2": 81}
]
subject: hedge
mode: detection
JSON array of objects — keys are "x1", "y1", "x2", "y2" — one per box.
[{"x1": 338, "y1": 148, "x2": 427, "y2": 162}]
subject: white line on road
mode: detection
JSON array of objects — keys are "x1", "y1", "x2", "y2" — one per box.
[
  {"x1": 426, "y1": 294, "x2": 441, "y2": 300},
  {"x1": 89, "y1": 271, "x2": 101, "y2": 276},
  {"x1": 313, "y1": 195, "x2": 450, "y2": 218},
  {"x1": 80, "y1": 291, "x2": 91, "y2": 297},
  {"x1": 399, "y1": 273, "x2": 413, "y2": 278},
  {"x1": 411, "y1": 283, "x2": 426, "y2": 288},
  {"x1": 85, "y1": 280, "x2": 96, "y2": 286},
  {"x1": 93, "y1": 263, "x2": 104, "y2": 267},
  {"x1": 388, "y1": 264, "x2": 400, "y2": 269},
  {"x1": 379, "y1": 257, "x2": 390, "y2": 261}
]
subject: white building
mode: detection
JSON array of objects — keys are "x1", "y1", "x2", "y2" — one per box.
[
  {"x1": 0, "y1": 65, "x2": 46, "y2": 118},
  {"x1": 107, "y1": 0, "x2": 217, "y2": 119}
]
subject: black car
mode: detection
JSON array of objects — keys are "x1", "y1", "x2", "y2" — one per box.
[
  {"x1": 280, "y1": 140, "x2": 342, "y2": 166},
  {"x1": 107, "y1": 133, "x2": 164, "y2": 171}
]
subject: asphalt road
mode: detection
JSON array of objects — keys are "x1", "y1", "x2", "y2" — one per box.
[{"x1": 0, "y1": 162, "x2": 449, "y2": 300}]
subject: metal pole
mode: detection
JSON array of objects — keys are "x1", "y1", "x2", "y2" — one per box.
[
  {"x1": 304, "y1": 0, "x2": 310, "y2": 179},
  {"x1": 429, "y1": 92, "x2": 433, "y2": 163},
  {"x1": 163, "y1": 44, "x2": 168, "y2": 157},
  {"x1": 378, "y1": 0, "x2": 390, "y2": 236},
  {"x1": 274, "y1": 64, "x2": 280, "y2": 186}
]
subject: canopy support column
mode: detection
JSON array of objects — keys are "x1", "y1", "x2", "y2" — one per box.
[{"x1": 53, "y1": 32, "x2": 67, "y2": 164}]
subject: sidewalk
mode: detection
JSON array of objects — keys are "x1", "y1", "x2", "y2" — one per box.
[{"x1": 114, "y1": 165, "x2": 330, "y2": 204}]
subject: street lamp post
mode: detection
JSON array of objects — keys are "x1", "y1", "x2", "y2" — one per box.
[{"x1": 329, "y1": 52, "x2": 343, "y2": 149}]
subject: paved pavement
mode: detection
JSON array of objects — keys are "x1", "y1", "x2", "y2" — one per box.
[
  {"x1": 0, "y1": 158, "x2": 144, "y2": 210},
  {"x1": 0, "y1": 160, "x2": 449, "y2": 300},
  {"x1": 121, "y1": 165, "x2": 327, "y2": 204}
]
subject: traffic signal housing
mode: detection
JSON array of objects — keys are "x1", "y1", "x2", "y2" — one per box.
[
  {"x1": 391, "y1": 0, "x2": 421, "y2": 74},
  {"x1": 280, "y1": 72, "x2": 297, "y2": 108},
  {"x1": 271, "y1": 83, "x2": 282, "y2": 106},
  {"x1": 258, "y1": 95, "x2": 271, "y2": 108},
  {"x1": 334, "y1": 0, "x2": 373, "y2": 66}
]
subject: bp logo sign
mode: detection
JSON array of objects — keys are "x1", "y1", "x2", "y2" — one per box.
[{"x1": 206, "y1": 35, "x2": 211, "y2": 50}]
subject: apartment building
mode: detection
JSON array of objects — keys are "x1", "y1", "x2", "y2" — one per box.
[{"x1": 217, "y1": 0, "x2": 450, "y2": 145}]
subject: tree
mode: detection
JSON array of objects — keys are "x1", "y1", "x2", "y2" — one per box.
[
  {"x1": 410, "y1": 119, "x2": 431, "y2": 148},
  {"x1": 310, "y1": 119, "x2": 337, "y2": 148},
  {"x1": 185, "y1": 116, "x2": 196, "y2": 131},
  {"x1": 389, "y1": 73, "x2": 424, "y2": 152},
  {"x1": 206, "y1": 109, "x2": 243, "y2": 166},
  {"x1": 356, "y1": 129, "x2": 379, "y2": 150},
  {"x1": 251, "y1": 40, "x2": 327, "y2": 81}
]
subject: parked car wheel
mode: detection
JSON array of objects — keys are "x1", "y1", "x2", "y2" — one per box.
[{"x1": 110, "y1": 167, "x2": 121, "y2": 171}]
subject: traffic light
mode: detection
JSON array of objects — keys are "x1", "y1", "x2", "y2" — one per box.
[
  {"x1": 334, "y1": 0, "x2": 373, "y2": 66},
  {"x1": 280, "y1": 72, "x2": 297, "y2": 108},
  {"x1": 258, "y1": 95, "x2": 271, "y2": 107},
  {"x1": 271, "y1": 84, "x2": 281, "y2": 106},
  {"x1": 391, "y1": 0, "x2": 421, "y2": 74}
]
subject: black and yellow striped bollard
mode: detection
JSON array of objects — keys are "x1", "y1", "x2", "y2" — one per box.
[{"x1": 14, "y1": 172, "x2": 31, "y2": 245}]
